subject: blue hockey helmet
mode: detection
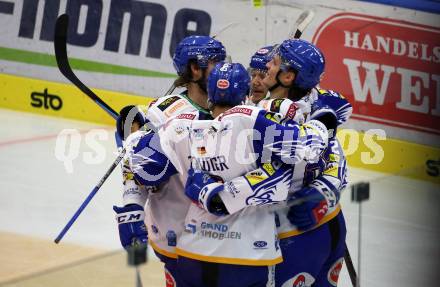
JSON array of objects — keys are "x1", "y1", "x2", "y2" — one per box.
[
  {"x1": 208, "y1": 62, "x2": 250, "y2": 106},
  {"x1": 249, "y1": 45, "x2": 275, "y2": 71},
  {"x1": 277, "y1": 39, "x2": 325, "y2": 90},
  {"x1": 173, "y1": 35, "x2": 226, "y2": 75}
]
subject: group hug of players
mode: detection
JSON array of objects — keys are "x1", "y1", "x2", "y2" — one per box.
[{"x1": 113, "y1": 35, "x2": 353, "y2": 287}]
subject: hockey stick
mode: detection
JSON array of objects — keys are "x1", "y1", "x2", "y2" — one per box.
[
  {"x1": 344, "y1": 242, "x2": 358, "y2": 286},
  {"x1": 54, "y1": 14, "x2": 118, "y2": 120},
  {"x1": 54, "y1": 16, "x2": 146, "y2": 286},
  {"x1": 54, "y1": 147, "x2": 127, "y2": 243},
  {"x1": 53, "y1": 14, "x2": 129, "y2": 244},
  {"x1": 53, "y1": 13, "x2": 120, "y2": 243},
  {"x1": 290, "y1": 10, "x2": 315, "y2": 39}
]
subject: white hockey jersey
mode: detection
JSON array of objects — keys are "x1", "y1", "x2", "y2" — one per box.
[
  {"x1": 218, "y1": 89, "x2": 351, "y2": 239},
  {"x1": 154, "y1": 105, "x2": 329, "y2": 265},
  {"x1": 122, "y1": 93, "x2": 211, "y2": 258},
  {"x1": 260, "y1": 90, "x2": 351, "y2": 239}
]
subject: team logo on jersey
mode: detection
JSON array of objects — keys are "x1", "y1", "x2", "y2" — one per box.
[
  {"x1": 222, "y1": 107, "x2": 253, "y2": 117},
  {"x1": 312, "y1": 200, "x2": 329, "y2": 223},
  {"x1": 245, "y1": 169, "x2": 268, "y2": 186},
  {"x1": 164, "y1": 268, "x2": 176, "y2": 287},
  {"x1": 328, "y1": 257, "x2": 344, "y2": 286},
  {"x1": 329, "y1": 90, "x2": 345, "y2": 99},
  {"x1": 199, "y1": 221, "x2": 242, "y2": 240},
  {"x1": 176, "y1": 113, "x2": 196, "y2": 120},
  {"x1": 185, "y1": 223, "x2": 196, "y2": 234},
  {"x1": 174, "y1": 125, "x2": 185, "y2": 135},
  {"x1": 157, "y1": 96, "x2": 181, "y2": 111},
  {"x1": 270, "y1": 99, "x2": 284, "y2": 112},
  {"x1": 217, "y1": 79, "x2": 230, "y2": 89},
  {"x1": 281, "y1": 272, "x2": 315, "y2": 287},
  {"x1": 293, "y1": 275, "x2": 306, "y2": 287},
  {"x1": 165, "y1": 101, "x2": 186, "y2": 117},
  {"x1": 253, "y1": 240, "x2": 268, "y2": 249},
  {"x1": 265, "y1": 112, "x2": 283, "y2": 123},
  {"x1": 286, "y1": 103, "x2": 298, "y2": 119},
  {"x1": 257, "y1": 48, "x2": 269, "y2": 54}
]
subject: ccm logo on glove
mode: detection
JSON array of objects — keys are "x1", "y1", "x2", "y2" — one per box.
[{"x1": 116, "y1": 211, "x2": 144, "y2": 223}]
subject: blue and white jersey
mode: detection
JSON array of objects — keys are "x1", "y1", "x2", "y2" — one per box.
[
  {"x1": 129, "y1": 105, "x2": 329, "y2": 265},
  {"x1": 277, "y1": 135, "x2": 347, "y2": 239},
  {"x1": 214, "y1": 90, "x2": 351, "y2": 238},
  {"x1": 121, "y1": 93, "x2": 211, "y2": 258},
  {"x1": 259, "y1": 89, "x2": 350, "y2": 238},
  {"x1": 313, "y1": 89, "x2": 353, "y2": 126}
]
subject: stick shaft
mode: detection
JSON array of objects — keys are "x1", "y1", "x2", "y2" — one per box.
[
  {"x1": 54, "y1": 148, "x2": 126, "y2": 243},
  {"x1": 344, "y1": 243, "x2": 358, "y2": 286}
]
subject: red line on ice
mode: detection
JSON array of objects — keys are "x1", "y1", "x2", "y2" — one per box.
[{"x1": 0, "y1": 127, "x2": 113, "y2": 148}]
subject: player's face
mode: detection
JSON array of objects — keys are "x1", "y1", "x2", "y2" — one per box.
[
  {"x1": 263, "y1": 55, "x2": 295, "y2": 89},
  {"x1": 262, "y1": 55, "x2": 281, "y2": 89},
  {"x1": 250, "y1": 69, "x2": 268, "y2": 104},
  {"x1": 190, "y1": 60, "x2": 219, "y2": 83}
]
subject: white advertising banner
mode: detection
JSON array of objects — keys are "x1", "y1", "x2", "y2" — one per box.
[{"x1": 0, "y1": 0, "x2": 438, "y2": 145}]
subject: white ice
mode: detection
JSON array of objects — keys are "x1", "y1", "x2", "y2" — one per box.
[{"x1": 0, "y1": 109, "x2": 438, "y2": 287}]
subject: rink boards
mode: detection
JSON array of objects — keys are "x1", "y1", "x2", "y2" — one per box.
[{"x1": 0, "y1": 72, "x2": 438, "y2": 184}]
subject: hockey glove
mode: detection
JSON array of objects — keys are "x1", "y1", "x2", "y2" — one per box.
[
  {"x1": 113, "y1": 204, "x2": 148, "y2": 249},
  {"x1": 287, "y1": 187, "x2": 329, "y2": 231},
  {"x1": 185, "y1": 168, "x2": 228, "y2": 216}
]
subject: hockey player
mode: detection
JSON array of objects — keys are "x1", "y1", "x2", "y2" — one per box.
[
  {"x1": 193, "y1": 39, "x2": 351, "y2": 287},
  {"x1": 262, "y1": 39, "x2": 349, "y2": 287},
  {"x1": 247, "y1": 45, "x2": 274, "y2": 105},
  {"x1": 247, "y1": 45, "x2": 314, "y2": 124},
  {"x1": 126, "y1": 62, "x2": 330, "y2": 287},
  {"x1": 113, "y1": 35, "x2": 226, "y2": 285}
]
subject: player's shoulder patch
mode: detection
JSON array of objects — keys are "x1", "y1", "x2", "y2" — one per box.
[
  {"x1": 155, "y1": 95, "x2": 183, "y2": 111},
  {"x1": 176, "y1": 113, "x2": 197, "y2": 120},
  {"x1": 222, "y1": 105, "x2": 255, "y2": 117},
  {"x1": 162, "y1": 112, "x2": 198, "y2": 130},
  {"x1": 318, "y1": 89, "x2": 345, "y2": 99},
  {"x1": 285, "y1": 102, "x2": 299, "y2": 119},
  {"x1": 269, "y1": 99, "x2": 286, "y2": 112},
  {"x1": 264, "y1": 111, "x2": 284, "y2": 124}
]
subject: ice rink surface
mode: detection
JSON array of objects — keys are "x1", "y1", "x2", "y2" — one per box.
[{"x1": 0, "y1": 109, "x2": 439, "y2": 287}]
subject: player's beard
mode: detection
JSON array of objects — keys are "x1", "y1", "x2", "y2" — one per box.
[{"x1": 196, "y1": 68, "x2": 208, "y2": 94}]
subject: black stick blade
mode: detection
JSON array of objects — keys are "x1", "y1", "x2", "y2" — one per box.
[
  {"x1": 54, "y1": 14, "x2": 69, "y2": 71},
  {"x1": 53, "y1": 14, "x2": 119, "y2": 119}
]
